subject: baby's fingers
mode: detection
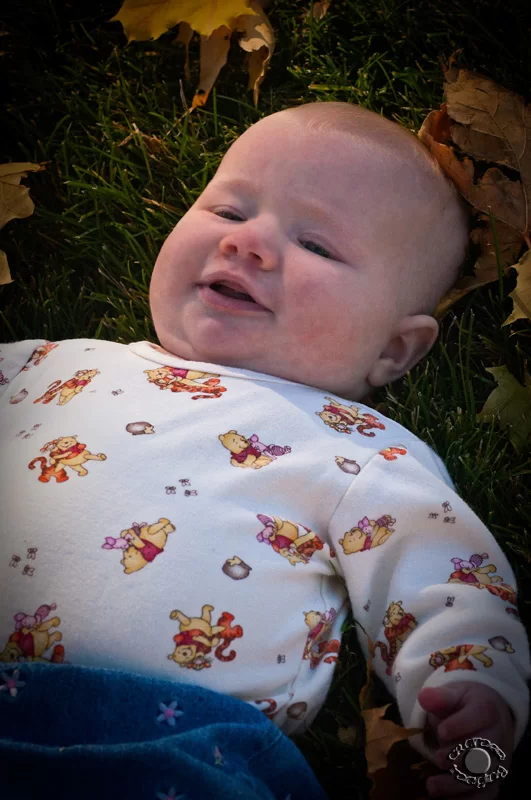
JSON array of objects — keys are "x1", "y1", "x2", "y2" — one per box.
[{"x1": 437, "y1": 700, "x2": 498, "y2": 742}]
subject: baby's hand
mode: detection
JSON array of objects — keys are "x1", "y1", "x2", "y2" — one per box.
[{"x1": 418, "y1": 682, "x2": 514, "y2": 799}]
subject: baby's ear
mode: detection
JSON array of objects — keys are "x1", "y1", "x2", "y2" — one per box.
[{"x1": 367, "y1": 315, "x2": 439, "y2": 387}]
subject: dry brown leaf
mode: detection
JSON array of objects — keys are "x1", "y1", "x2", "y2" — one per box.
[
  {"x1": 362, "y1": 704, "x2": 423, "y2": 775},
  {"x1": 354, "y1": 633, "x2": 433, "y2": 796},
  {"x1": 434, "y1": 214, "x2": 524, "y2": 319},
  {"x1": 418, "y1": 62, "x2": 531, "y2": 316},
  {"x1": 0, "y1": 162, "x2": 45, "y2": 286},
  {"x1": 418, "y1": 105, "x2": 474, "y2": 196},
  {"x1": 503, "y1": 248, "x2": 531, "y2": 325},
  {"x1": 305, "y1": 0, "x2": 332, "y2": 20},
  {"x1": 368, "y1": 739, "x2": 439, "y2": 800},
  {"x1": 444, "y1": 69, "x2": 531, "y2": 202},
  {"x1": 0, "y1": 249, "x2": 12, "y2": 286}
]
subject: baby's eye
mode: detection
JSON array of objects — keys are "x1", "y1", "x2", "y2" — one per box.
[
  {"x1": 300, "y1": 239, "x2": 332, "y2": 259},
  {"x1": 214, "y1": 209, "x2": 333, "y2": 260},
  {"x1": 214, "y1": 209, "x2": 243, "y2": 221}
]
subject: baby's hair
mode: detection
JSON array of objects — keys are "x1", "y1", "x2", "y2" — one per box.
[{"x1": 275, "y1": 101, "x2": 471, "y2": 316}]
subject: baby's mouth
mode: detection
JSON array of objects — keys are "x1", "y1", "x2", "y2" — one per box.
[{"x1": 209, "y1": 283, "x2": 256, "y2": 303}]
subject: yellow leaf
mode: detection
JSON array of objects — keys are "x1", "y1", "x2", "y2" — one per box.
[
  {"x1": 0, "y1": 162, "x2": 44, "y2": 230},
  {"x1": 503, "y1": 249, "x2": 531, "y2": 325},
  {"x1": 192, "y1": 25, "x2": 232, "y2": 110},
  {"x1": 174, "y1": 21, "x2": 193, "y2": 80},
  {"x1": 236, "y1": 0, "x2": 275, "y2": 107},
  {"x1": 478, "y1": 365, "x2": 531, "y2": 452},
  {"x1": 362, "y1": 704, "x2": 423, "y2": 775},
  {"x1": 110, "y1": 0, "x2": 254, "y2": 41},
  {"x1": 0, "y1": 249, "x2": 13, "y2": 286}
]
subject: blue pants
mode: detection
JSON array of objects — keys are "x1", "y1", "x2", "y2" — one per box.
[{"x1": 0, "y1": 663, "x2": 327, "y2": 799}]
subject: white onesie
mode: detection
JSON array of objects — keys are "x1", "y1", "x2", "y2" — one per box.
[{"x1": 1, "y1": 338, "x2": 529, "y2": 758}]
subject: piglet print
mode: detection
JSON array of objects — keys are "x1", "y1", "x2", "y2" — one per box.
[
  {"x1": 143, "y1": 366, "x2": 226, "y2": 399},
  {"x1": 33, "y1": 368, "x2": 99, "y2": 406},
  {"x1": 256, "y1": 514, "x2": 324, "y2": 566},
  {"x1": 448, "y1": 553, "x2": 517, "y2": 605},
  {"x1": 219, "y1": 430, "x2": 291, "y2": 469},
  {"x1": 28, "y1": 435, "x2": 107, "y2": 483},
  {"x1": 339, "y1": 514, "x2": 396, "y2": 554},
  {"x1": 103, "y1": 518, "x2": 176, "y2": 574},
  {"x1": 316, "y1": 397, "x2": 385, "y2": 437},
  {"x1": 0, "y1": 603, "x2": 65, "y2": 664}
]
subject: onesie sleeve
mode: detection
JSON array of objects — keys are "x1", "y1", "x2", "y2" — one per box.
[
  {"x1": 0, "y1": 340, "x2": 48, "y2": 400},
  {"x1": 328, "y1": 439, "x2": 531, "y2": 759}
]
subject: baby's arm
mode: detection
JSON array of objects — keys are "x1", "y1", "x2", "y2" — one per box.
[{"x1": 329, "y1": 439, "x2": 530, "y2": 789}]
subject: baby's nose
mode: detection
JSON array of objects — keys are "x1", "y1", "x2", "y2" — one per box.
[{"x1": 219, "y1": 221, "x2": 279, "y2": 270}]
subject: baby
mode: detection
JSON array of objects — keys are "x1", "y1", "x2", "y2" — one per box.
[{"x1": 1, "y1": 101, "x2": 530, "y2": 799}]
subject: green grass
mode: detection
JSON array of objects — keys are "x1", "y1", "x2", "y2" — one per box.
[{"x1": 1, "y1": 0, "x2": 530, "y2": 796}]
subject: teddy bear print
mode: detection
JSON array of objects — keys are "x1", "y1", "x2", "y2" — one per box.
[
  {"x1": 21, "y1": 342, "x2": 59, "y2": 371},
  {"x1": 28, "y1": 435, "x2": 107, "y2": 482},
  {"x1": 375, "y1": 601, "x2": 418, "y2": 675},
  {"x1": 0, "y1": 604, "x2": 65, "y2": 663},
  {"x1": 429, "y1": 644, "x2": 493, "y2": 671},
  {"x1": 218, "y1": 430, "x2": 291, "y2": 469},
  {"x1": 102, "y1": 518, "x2": 176, "y2": 574},
  {"x1": 339, "y1": 514, "x2": 396, "y2": 555},
  {"x1": 256, "y1": 514, "x2": 324, "y2": 566},
  {"x1": 448, "y1": 553, "x2": 517, "y2": 605},
  {"x1": 168, "y1": 604, "x2": 243, "y2": 671},
  {"x1": 33, "y1": 368, "x2": 99, "y2": 406},
  {"x1": 316, "y1": 397, "x2": 386, "y2": 437},
  {"x1": 143, "y1": 366, "x2": 226, "y2": 400},
  {"x1": 302, "y1": 610, "x2": 340, "y2": 669}
]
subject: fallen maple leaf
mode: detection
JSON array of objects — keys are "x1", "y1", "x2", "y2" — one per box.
[
  {"x1": 503, "y1": 249, "x2": 531, "y2": 325},
  {"x1": 110, "y1": 0, "x2": 281, "y2": 108},
  {"x1": 368, "y1": 739, "x2": 439, "y2": 800},
  {"x1": 356, "y1": 633, "x2": 425, "y2": 788},
  {"x1": 478, "y1": 364, "x2": 531, "y2": 452},
  {"x1": 110, "y1": 0, "x2": 254, "y2": 41},
  {"x1": 362, "y1": 704, "x2": 423, "y2": 776},
  {"x1": 0, "y1": 162, "x2": 45, "y2": 286},
  {"x1": 418, "y1": 59, "x2": 531, "y2": 317}
]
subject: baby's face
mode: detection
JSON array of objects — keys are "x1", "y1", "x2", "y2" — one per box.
[{"x1": 150, "y1": 114, "x2": 415, "y2": 398}]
